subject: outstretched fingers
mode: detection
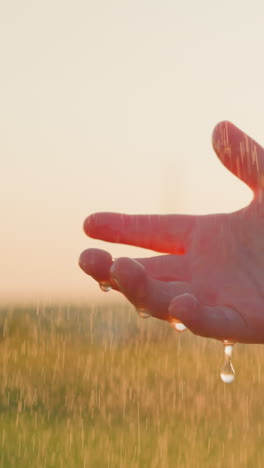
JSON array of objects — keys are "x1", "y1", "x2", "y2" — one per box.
[
  {"x1": 110, "y1": 257, "x2": 192, "y2": 320},
  {"x1": 84, "y1": 212, "x2": 196, "y2": 254},
  {"x1": 79, "y1": 250, "x2": 250, "y2": 341},
  {"x1": 79, "y1": 249, "x2": 190, "y2": 291},
  {"x1": 168, "y1": 294, "x2": 249, "y2": 342},
  {"x1": 212, "y1": 121, "x2": 264, "y2": 194}
]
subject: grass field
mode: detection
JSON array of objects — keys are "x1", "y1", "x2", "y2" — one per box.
[{"x1": 0, "y1": 303, "x2": 263, "y2": 467}]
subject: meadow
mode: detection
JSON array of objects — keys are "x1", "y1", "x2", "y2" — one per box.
[{"x1": 0, "y1": 303, "x2": 263, "y2": 467}]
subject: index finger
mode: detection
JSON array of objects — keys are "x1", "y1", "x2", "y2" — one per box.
[{"x1": 84, "y1": 212, "x2": 196, "y2": 254}]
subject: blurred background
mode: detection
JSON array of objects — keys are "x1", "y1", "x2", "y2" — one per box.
[{"x1": 1, "y1": 0, "x2": 262, "y2": 304}]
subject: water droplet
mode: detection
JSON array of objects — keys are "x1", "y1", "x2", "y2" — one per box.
[
  {"x1": 170, "y1": 321, "x2": 187, "y2": 332},
  {"x1": 136, "y1": 308, "x2": 151, "y2": 319},
  {"x1": 99, "y1": 282, "x2": 112, "y2": 292},
  {"x1": 220, "y1": 341, "x2": 235, "y2": 383}
]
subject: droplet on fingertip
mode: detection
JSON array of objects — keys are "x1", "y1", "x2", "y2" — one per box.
[
  {"x1": 170, "y1": 321, "x2": 187, "y2": 332},
  {"x1": 136, "y1": 308, "x2": 151, "y2": 319},
  {"x1": 99, "y1": 282, "x2": 112, "y2": 292}
]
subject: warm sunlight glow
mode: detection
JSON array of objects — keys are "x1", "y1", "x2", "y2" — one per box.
[{"x1": 1, "y1": 0, "x2": 261, "y2": 303}]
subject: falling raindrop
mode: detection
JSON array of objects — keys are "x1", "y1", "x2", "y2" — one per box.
[
  {"x1": 136, "y1": 308, "x2": 151, "y2": 319},
  {"x1": 99, "y1": 282, "x2": 112, "y2": 292},
  {"x1": 220, "y1": 341, "x2": 235, "y2": 383},
  {"x1": 170, "y1": 321, "x2": 187, "y2": 332}
]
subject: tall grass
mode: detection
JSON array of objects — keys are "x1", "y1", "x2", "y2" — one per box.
[{"x1": 0, "y1": 303, "x2": 263, "y2": 467}]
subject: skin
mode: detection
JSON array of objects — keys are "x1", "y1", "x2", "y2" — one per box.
[{"x1": 79, "y1": 121, "x2": 264, "y2": 344}]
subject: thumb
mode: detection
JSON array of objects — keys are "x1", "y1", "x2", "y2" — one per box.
[{"x1": 212, "y1": 121, "x2": 264, "y2": 193}]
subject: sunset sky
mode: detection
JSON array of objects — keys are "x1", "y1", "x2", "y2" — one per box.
[{"x1": 1, "y1": 0, "x2": 263, "y2": 304}]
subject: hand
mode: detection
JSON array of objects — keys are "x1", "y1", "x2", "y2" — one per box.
[{"x1": 79, "y1": 121, "x2": 264, "y2": 344}]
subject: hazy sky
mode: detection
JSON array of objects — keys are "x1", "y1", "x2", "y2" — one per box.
[{"x1": 1, "y1": 0, "x2": 264, "y2": 304}]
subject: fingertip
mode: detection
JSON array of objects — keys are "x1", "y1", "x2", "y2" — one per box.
[
  {"x1": 83, "y1": 213, "x2": 99, "y2": 238},
  {"x1": 79, "y1": 250, "x2": 87, "y2": 270},
  {"x1": 212, "y1": 120, "x2": 233, "y2": 132},
  {"x1": 168, "y1": 293, "x2": 199, "y2": 328},
  {"x1": 83, "y1": 212, "x2": 123, "y2": 242},
  {"x1": 211, "y1": 120, "x2": 264, "y2": 193},
  {"x1": 79, "y1": 248, "x2": 113, "y2": 280},
  {"x1": 212, "y1": 120, "x2": 234, "y2": 151}
]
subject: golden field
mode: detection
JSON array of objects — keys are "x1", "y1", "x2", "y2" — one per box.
[{"x1": 0, "y1": 303, "x2": 263, "y2": 467}]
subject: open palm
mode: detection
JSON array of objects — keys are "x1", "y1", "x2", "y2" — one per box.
[{"x1": 79, "y1": 122, "x2": 264, "y2": 344}]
